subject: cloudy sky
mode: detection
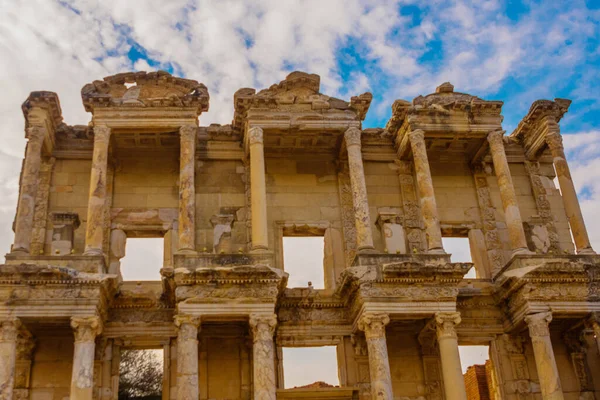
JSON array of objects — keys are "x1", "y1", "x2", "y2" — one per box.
[{"x1": 1, "y1": 0, "x2": 599, "y2": 387}]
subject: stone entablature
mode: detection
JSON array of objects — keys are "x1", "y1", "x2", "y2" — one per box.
[{"x1": 2, "y1": 70, "x2": 600, "y2": 400}]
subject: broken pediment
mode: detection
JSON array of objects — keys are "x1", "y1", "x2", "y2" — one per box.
[{"x1": 81, "y1": 70, "x2": 209, "y2": 114}]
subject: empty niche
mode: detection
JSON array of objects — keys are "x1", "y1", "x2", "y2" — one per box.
[{"x1": 119, "y1": 238, "x2": 164, "y2": 281}]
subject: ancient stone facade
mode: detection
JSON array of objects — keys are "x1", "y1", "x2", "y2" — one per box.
[{"x1": 1, "y1": 70, "x2": 600, "y2": 400}]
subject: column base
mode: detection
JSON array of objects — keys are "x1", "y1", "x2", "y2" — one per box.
[
  {"x1": 175, "y1": 249, "x2": 198, "y2": 255},
  {"x1": 357, "y1": 246, "x2": 377, "y2": 254},
  {"x1": 83, "y1": 248, "x2": 103, "y2": 256},
  {"x1": 9, "y1": 247, "x2": 29, "y2": 255},
  {"x1": 578, "y1": 248, "x2": 596, "y2": 255},
  {"x1": 512, "y1": 247, "x2": 534, "y2": 256},
  {"x1": 427, "y1": 248, "x2": 446, "y2": 255},
  {"x1": 250, "y1": 246, "x2": 269, "y2": 254}
]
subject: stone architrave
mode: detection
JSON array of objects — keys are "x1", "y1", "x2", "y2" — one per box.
[
  {"x1": 178, "y1": 125, "x2": 197, "y2": 253},
  {"x1": 344, "y1": 127, "x2": 375, "y2": 252},
  {"x1": 408, "y1": 129, "x2": 444, "y2": 253},
  {"x1": 174, "y1": 314, "x2": 201, "y2": 400},
  {"x1": 13, "y1": 126, "x2": 45, "y2": 253},
  {"x1": 524, "y1": 312, "x2": 565, "y2": 400},
  {"x1": 249, "y1": 314, "x2": 277, "y2": 400},
  {"x1": 84, "y1": 126, "x2": 111, "y2": 255},
  {"x1": 434, "y1": 312, "x2": 468, "y2": 400},
  {"x1": 248, "y1": 127, "x2": 269, "y2": 251},
  {"x1": 545, "y1": 126, "x2": 594, "y2": 254},
  {"x1": 70, "y1": 316, "x2": 103, "y2": 400},
  {"x1": 0, "y1": 318, "x2": 21, "y2": 400},
  {"x1": 487, "y1": 130, "x2": 529, "y2": 255},
  {"x1": 357, "y1": 312, "x2": 394, "y2": 400}
]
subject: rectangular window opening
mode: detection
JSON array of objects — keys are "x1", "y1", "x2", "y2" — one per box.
[
  {"x1": 119, "y1": 348, "x2": 164, "y2": 400},
  {"x1": 282, "y1": 346, "x2": 339, "y2": 389},
  {"x1": 442, "y1": 237, "x2": 475, "y2": 278},
  {"x1": 283, "y1": 236, "x2": 325, "y2": 289},
  {"x1": 459, "y1": 345, "x2": 494, "y2": 400},
  {"x1": 120, "y1": 238, "x2": 164, "y2": 281}
]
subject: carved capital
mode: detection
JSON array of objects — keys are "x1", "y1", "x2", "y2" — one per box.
[
  {"x1": 70, "y1": 316, "x2": 102, "y2": 343},
  {"x1": 344, "y1": 127, "x2": 362, "y2": 147},
  {"x1": 545, "y1": 132, "x2": 564, "y2": 153},
  {"x1": 93, "y1": 125, "x2": 111, "y2": 142},
  {"x1": 524, "y1": 312, "x2": 552, "y2": 337},
  {"x1": 179, "y1": 125, "x2": 197, "y2": 141},
  {"x1": 174, "y1": 314, "x2": 201, "y2": 340},
  {"x1": 357, "y1": 312, "x2": 390, "y2": 340},
  {"x1": 408, "y1": 129, "x2": 425, "y2": 144},
  {"x1": 26, "y1": 126, "x2": 46, "y2": 143},
  {"x1": 0, "y1": 318, "x2": 21, "y2": 342},
  {"x1": 248, "y1": 126, "x2": 264, "y2": 145},
  {"x1": 434, "y1": 312, "x2": 461, "y2": 340},
  {"x1": 249, "y1": 313, "x2": 277, "y2": 342},
  {"x1": 487, "y1": 129, "x2": 506, "y2": 149}
]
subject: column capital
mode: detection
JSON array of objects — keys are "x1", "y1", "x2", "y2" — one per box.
[
  {"x1": 357, "y1": 312, "x2": 390, "y2": 339},
  {"x1": 70, "y1": 316, "x2": 102, "y2": 343},
  {"x1": 26, "y1": 125, "x2": 46, "y2": 142},
  {"x1": 93, "y1": 125, "x2": 111, "y2": 141},
  {"x1": 249, "y1": 313, "x2": 277, "y2": 342},
  {"x1": 0, "y1": 318, "x2": 21, "y2": 342},
  {"x1": 525, "y1": 311, "x2": 552, "y2": 337},
  {"x1": 179, "y1": 124, "x2": 197, "y2": 140},
  {"x1": 434, "y1": 312, "x2": 461, "y2": 340},
  {"x1": 487, "y1": 129, "x2": 506, "y2": 146},
  {"x1": 408, "y1": 128, "x2": 425, "y2": 143},
  {"x1": 174, "y1": 314, "x2": 202, "y2": 328},
  {"x1": 344, "y1": 127, "x2": 362, "y2": 147},
  {"x1": 248, "y1": 126, "x2": 264, "y2": 145}
]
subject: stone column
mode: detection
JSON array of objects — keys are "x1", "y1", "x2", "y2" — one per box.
[
  {"x1": 408, "y1": 129, "x2": 444, "y2": 253},
  {"x1": 0, "y1": 318, "x2": 20, "y2": 400},
  {"x1": 357, "y1": 312, "x2": 393, "y2": 400},
  {"x1": 524, "y1": 312, "x2": 564, "y2": 400},
  {"x1": 15, "y1": 333, "x2": 35, "y2": 400},
  {"x1": 589, "y1": 315, "x2": 600, "y2": 355},
  {"x1": 70, "y1": 316, "x2": 102, "y2": 400},
  {"x1": 13, "y1": 126, "x2": 45, "y2": 253},
  {"x1": 178, "y1": 125, "x2": 197, "y2": 253},
  {"x1": 249, "y1": 314, "x2": 277, "y2": 400},
  {"x1": 344, "y1": 127, "x2": 374, "y2": 252},
  {"x1": 248, "y1": 127, "x2": 269, "y2": 251},
  {"x1": 84, "y1": 126, "x2": 111, "y2": 256},
  {"x1": 174, "y1": 315, "x2": 201, "y2": 400},
  {"x1": 545, "y1": 127, "x2": 594, "y2": 254},
  {"x1": 487, "y1": 130, "x2": 529, "y2": 255},
  {"x1": 434, "y1": 312, "x2": 467, "y2": 400}
]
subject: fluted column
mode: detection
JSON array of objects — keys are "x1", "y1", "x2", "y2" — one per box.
[
  {"x1": 545, "y1": 125, "x2": 594, "y2": 254},
  {"x1": 0, "y1": 318, "x2": 20, "y2": 400},
  {"x1": 248, "y1": 127, "x2": 269, "y2": 251},
  {"x1": 487, "y1": 130, "x2": 529, "y2": 254},
  {"x1": 13, "y1": 127, "x2": 45, "y2": 253},
  {"x1": 524, "y1": 312, "x2": 564, "y2": 400},
  {"x1": 344, "y1": 127, "x2": 374, "y2": 252},
  {"x1": 357, "y1": 313, "x2": 393, "y2": 400},
  {"x1": 174, "y1": 315, "x2": 201, "y2": 400},
  {"x1": 70, "y1": 316, "x2": 102, "y2": 400},
  {"x1": 435, "y1": 312, "x2": 467, "y2": 400},
  {"x1": 249, "y1": 314, "x2": 277, "y2": 400},
  {"x1": 84, "y1": 126, "x2": 111, "y2": 255},
  {"x1": 409, "y1": 129, "x2": 443, "y2": 253},
  {"x1": 178, "y1": 125, "x2": 197, "y2": 253}
]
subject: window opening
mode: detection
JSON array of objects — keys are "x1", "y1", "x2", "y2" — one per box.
[
  {"x1": 442, "y1": 237, "x2": 475, "y2": 278},
  {"x1": 282, "y1": 346, "x2": 339, "y2": 389},
  {"x1": 120, "y1": 238, "x2": 164, "y2": 281},
  {"x1": 283, "y1": 236, "x2": 325, "y2": 288},
  {"x1": 119, "y1": 349, "x2": 164, "y2": 400},
  {"x1": 459, "y1": 345, "x2": 494, "y2": 400}
]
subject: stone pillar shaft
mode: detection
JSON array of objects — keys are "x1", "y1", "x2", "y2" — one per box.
[
  {"x1": 13, "y1": 127, "x2": 45, "y2": 253},
  {"x1": 358, "y1": 313, "x2": 393, "y2": 400},
  {"x1": 524, "y1": 312, "x2": 564, "y2": 400},
  {"x1": 175, "y1": 315, "x2": 200, "y2": 400},
  {"x1": 435, "y1": 312, "x2": 468, "y2": 400},
  {"x1": 0, "y1": 318, "x2": 20, "y2": 400},
  {"x1": 487, "y1": 130, "x2": 529, "y2": 254},
  {"x1": 178, "y1": 125, "x2": 197, "y2": 252},
  {"x1": 84, "y1": 126, "x2": 111, "y2": 255},
  {"x1": 249, "y1": 314, "x2": 277, "y2": 400},
  {"x1": 545, "y1": 124, "x2": 594, "y2": 254},
  {"x1": 248, "y1": 127, "x2": 269, "y2": 251},
  {"x1": 345, "y1": 127, "x2": 374, "y2": 251},
  {"x1": 409, "y1": 130, "x2": 443, "y2": 252},
  {"x1": 70, "y1": 316, "x2": 102, "y2": 400}
]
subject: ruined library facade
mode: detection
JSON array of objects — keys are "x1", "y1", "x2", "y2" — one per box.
[{"x1": 2, "y1": 70, "x2": 600, "y2": 400}]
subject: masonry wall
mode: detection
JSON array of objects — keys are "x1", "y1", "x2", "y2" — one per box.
[
  {"x1": 29, "y1": 333, "x2": 74, "y2": 400},
  {"x1": 387, "y1": 328, "x2": 426, "y2": 397}
]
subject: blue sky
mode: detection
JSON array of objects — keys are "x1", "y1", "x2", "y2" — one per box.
[{"x1": 1, "y1": 0, "x2": 600, "y2": 386}]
